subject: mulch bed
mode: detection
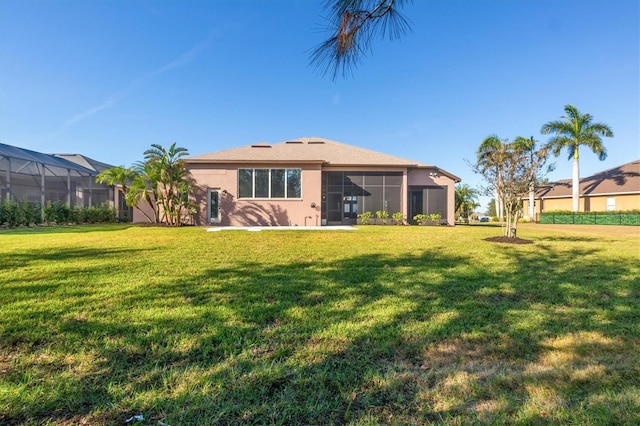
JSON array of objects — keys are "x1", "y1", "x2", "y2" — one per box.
[{"x1": 483, "y1": 236, "x2": 534, "y2": 244}]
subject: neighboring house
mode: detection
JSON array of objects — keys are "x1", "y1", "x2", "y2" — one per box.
[
  {"x1": 0, "y1": 143, "x2": 115, "y2": 212},
  {"x1": 523, "y1": 159, "x2": 640, "y2": 218},
  {"x1": 184, "y1": 137, "x2": 460, "y2": 226}
]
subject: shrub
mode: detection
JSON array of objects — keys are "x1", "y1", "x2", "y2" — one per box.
[
  {"x1": 357, "y1": 211, "x2": 373, "y2": 225},
  {"x1": 1, "y1": 199, "x2": 117, "y2": 227},
  {"x1": 375, "y1": 210, "x2": 389, "y2": 224},
  {"x1": 428, "y1": 213, "x2": 442, "y2": 225},
  {"x1": 44, "y1": 200, "x2": 74, "y2": 224},
  {"x1": 392, "y1": 212, "x2": 404, "y2": 225},
  {"x1": 413, "y1": 214, "x2": 428, "y2": 225}
]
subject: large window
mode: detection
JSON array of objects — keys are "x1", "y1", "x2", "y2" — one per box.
[{"x1": 238, "y1": 168, "x2": 302, "y2": 199}]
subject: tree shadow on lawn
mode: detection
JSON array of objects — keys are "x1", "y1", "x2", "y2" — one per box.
[
  {"x1": 3, "y1": 243, "x2": 639, "y2": 424},
  {"x1": 0, "y1": 223, "x2": 133, "y2": 235}
]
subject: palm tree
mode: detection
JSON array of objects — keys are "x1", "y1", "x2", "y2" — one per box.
[
  {"x1": 95, "y1": 166, "x2": 137, "y2": 193},
  {"x1": 95, "y1": 166, "x2": 138, "y2": 220},
  {"x1": 476, "y1": 135, "x2": 509, "y2": 222},
  {"x1": 143, "y1": 142, "x2": 193, "y2": 226},
  {"x1": 541, "y1": 104, "x2": 613, "y2": 212},
  {"x1": 125, "y1": 173, "x2": 156, "y2": 223},
  {"x1": 455, "y1": 183, "x2": 479, "y2": 223}
]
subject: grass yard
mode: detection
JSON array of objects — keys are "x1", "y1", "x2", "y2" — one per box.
[{"x1": 1, "y1": 223, "x2": 639, "y2": 425}]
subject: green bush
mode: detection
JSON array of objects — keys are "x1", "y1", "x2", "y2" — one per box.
[
  {"x1": 44, "y1": 200, "x2": 71, "y2": 224},
  {"x1": 428, "y1": 213, "x2": 442, "y2": 225},
  {"x1": 357, "y1": 211, "x2": 373, "y2": 225},
  {"x1": 1, "y1": 199, "x2": 117, "y2": 227},
  {"x1": 413, "y1": 214, "x2": 428, "y2": 225},
  {"x1": 392, "y1": 212, "x2": 404, "y2": 225},
  {"x1": 0, "y1": 199, "x2": 41, "y2": 226},
  {"x1": 375, "y1": 210, "x2": 389, "y2": 224}
]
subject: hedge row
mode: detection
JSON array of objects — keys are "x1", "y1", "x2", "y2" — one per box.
[
  {"x1": 540, "y1": 211, "x2": 640, "y2": 226},
  {"x1": 0, "y1": 200, "x2": 117, "y2": 227}
]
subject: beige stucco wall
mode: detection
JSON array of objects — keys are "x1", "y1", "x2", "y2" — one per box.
[
  {"x1": 586, "y1": 194, "x2": 640, "y2": 211},
  {"x1": 132, "y1": 198, "x2": 156, "y2": 223},
  {"x1": 188, "y1": 163, "x2": 322, "y2": 226},
  {"x1": 523, "y1": 193, "x2": 640, "y2": 220}
]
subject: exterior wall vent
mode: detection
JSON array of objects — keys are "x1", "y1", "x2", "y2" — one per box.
[
  {"x1": 286, "y1": 141, "x2": 303, "y2": 144},
  {"x1": 308, "y1": 141, "x2": 325, "y2": 144},
  {"x1": 251, "y1": 144, "x2": 271, "y2": 148}
]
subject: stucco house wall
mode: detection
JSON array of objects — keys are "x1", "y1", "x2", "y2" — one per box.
[
  {"x1": 188, "y1": 162, "x2": 322, "y2": 226},
  {"x1": 181, "y1": 137, "x2": 461, "y2": 227}
]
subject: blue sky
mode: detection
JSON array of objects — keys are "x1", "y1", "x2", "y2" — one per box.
[{"x1": 1, "y1": 0, "x2": 638, "y2": 210}]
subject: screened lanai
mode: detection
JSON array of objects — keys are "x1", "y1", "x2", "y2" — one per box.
[{"x1": 0, "y1": 143, "x2": 114, "y2": 214}]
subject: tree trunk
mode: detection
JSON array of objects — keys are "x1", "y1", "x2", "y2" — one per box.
[
  {"x1": 572, "y1": 150, "x2": 580, "y2": 212},
  {"x1": 528, "y1": 182, "x2": 535, "y2": 220}
]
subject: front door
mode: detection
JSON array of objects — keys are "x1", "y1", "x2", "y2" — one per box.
[{"x1": 208, "y1": 189, "x2": 221, "y2": 224}]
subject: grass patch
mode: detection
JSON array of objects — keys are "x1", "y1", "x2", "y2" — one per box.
[{"x1": 1, "y1": 224, "x2": 639, "y2": 424}]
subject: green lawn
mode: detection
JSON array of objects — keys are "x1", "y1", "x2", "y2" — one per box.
[{"x1": 1, "y1": 224, "x2": 639, "y2": 425}]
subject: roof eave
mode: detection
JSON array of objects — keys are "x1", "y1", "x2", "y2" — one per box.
[{"x1": 185, "y1": 159, "x2": 325, "y2": 165}]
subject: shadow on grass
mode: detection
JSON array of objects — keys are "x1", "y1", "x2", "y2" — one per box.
[
  {"x1": 2, "y1": 241, "x2": 639, "y2": 424},
  {"x1": 0, "y1": 223, "x2": 133, "y2": 235}
]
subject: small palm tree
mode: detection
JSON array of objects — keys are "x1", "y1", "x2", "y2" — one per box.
[
  {"x1": 143, "y1": 142, "x2": 193, "y2": 226},
  {"x1": 476, "y1": 135, "x2": 509, "y2": 221},
  {"x1": 95, "y1": 166, "x2": 137, "y2": 193},
  {"x1": 95, "y1": 166, "x2": 137, "y2": 219},
  {"x1": 455, "y1": 184, "x2": 479, "y2": 223},
  {"x1": 541, "y1": 105, "x2": 613, "y2": 212}
]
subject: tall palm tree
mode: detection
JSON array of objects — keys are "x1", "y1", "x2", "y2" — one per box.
[{"x1": 541, "y1": 104, "x2": 613, "y2": 212}]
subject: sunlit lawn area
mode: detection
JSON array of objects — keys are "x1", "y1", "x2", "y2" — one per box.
[{"x1": 1, "y1": 223, "x2": 639, "y2": 425}]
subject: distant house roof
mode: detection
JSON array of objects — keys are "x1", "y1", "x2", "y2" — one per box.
[
  {"x1": 534, "y1": 159, "x2": 640, "y2": 198},
  {"x1": 187, "y1": 136, "x2": 461, "y2": 181},
  {"x1": 53, "y1": 153, "x2": 113, "y2": 173},
  {"x1": 0, "y1": 143, "x2": 96, "y2": 175}
]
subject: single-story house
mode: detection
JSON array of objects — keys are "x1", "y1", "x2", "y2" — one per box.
[
  {"x1": 522, "y1": 159, "x2": 640, "y2": 219},
  {"x1": 182, "y1": 137, "x2": 461, "y2": 226}
]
